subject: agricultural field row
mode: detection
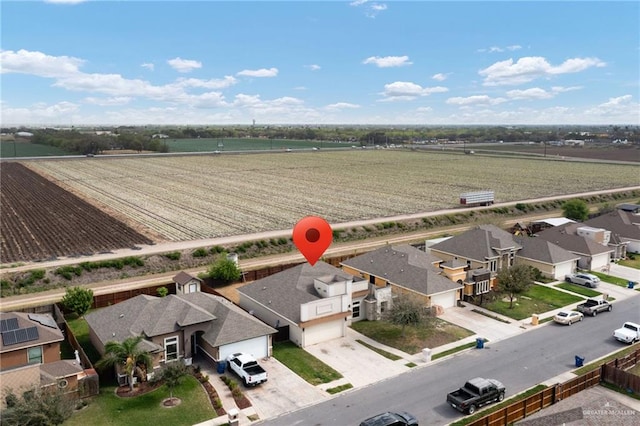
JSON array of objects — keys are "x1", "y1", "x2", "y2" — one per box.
[{"x1": 26, "y1": 150, "x2": 640, "y2": 243}]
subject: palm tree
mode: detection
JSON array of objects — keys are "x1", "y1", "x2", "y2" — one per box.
[{"x1": 95, "y1": 335, "x2": 153, "y2": 391}]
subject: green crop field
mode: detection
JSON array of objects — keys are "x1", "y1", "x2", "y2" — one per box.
[
  {"x1": 163, "y1": 138, "x2": 352, "y2": 153},
  {"x1": 0, "y1": 141, "x2": 70, "y2": 158}
]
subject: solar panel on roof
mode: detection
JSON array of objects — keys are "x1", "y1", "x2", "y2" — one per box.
[
  {"x1": 2, "y1": 331, "x2": 18, "y2": 346},
  {"x1": 1, "y1": 327, "x2": 40, "y2": 346},
  {"x1": 0, "y1": 318, "x2": 19, "y2": 332}
]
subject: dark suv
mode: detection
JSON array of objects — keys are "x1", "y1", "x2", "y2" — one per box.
[{"x1": 359, "y1": 411, "x2": 418, "y2": 426}]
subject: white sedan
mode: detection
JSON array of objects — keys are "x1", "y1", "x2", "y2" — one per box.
[{"x1": 553, "y1": 310, "x2": 584, "y2": 325}]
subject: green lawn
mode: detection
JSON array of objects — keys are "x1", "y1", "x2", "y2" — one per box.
[
  {"x1": 66, "y1": 314, "x2": 101, "y2": 365},
  {"x1": 618, "y1": 257, "x2": 640, "y2": 269},
  {"x1": 64, "y1": 376, "x2": 215, "y2": 426},
  {"x1": 163, "y1": 138, "x2": 350, "y2": 153},
  {"x1": 554, "y1": 282, "x2": 601, "y2": 298},
  {"x1": 484, "y1": 284, "x2": 583, "y2": 320},
  {"x1": 590, "y1": 271, "x2": 636, "y2": 287},
  {"x1": 350, "y1": 318, "x2": 473, "y2": 354},
  {"x1": 272, "y1": 341, "x2": 342, "y2": 385}
]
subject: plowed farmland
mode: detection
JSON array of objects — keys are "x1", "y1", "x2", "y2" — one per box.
[
  {"x1": 0, "y1": 162, "x2": 153, "y2": 264},
  {"x1": 2, "y1": 149, "x2": 639, "y2": 265}
]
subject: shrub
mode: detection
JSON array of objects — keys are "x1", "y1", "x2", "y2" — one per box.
[
  {"x1": 213, "y1": 397, "x2": 222, "y2": 409},
  {"x1": 209, "y1": 245, "x2": 225, "y2": 254},
  {"x1": 164, "y1": 251, "x2": 181, "y2": 261},
  {"x1": 231, "y1": 387, "x2": 243, "y2": 398},
  {"x1": 192, "y1": 248, "x2": 208, "y2": 258}
]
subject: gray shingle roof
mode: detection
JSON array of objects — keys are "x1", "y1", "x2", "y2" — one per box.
[
  {"x1": 429, "y1": 225, "x2": 521, "y2": 261},
  {"x1": 173, "y1": 271, "x2": 202, "y2": 286},
  {"x1": 513, "y1": 236, "x2": 580, "y2": 264},
  {"x1": 536, "y1": 224, "x2": 613, "y2": 255},
  {"x1": 341, "y1": 244, "x2": 461, "y2": 295},
  {"x1": 40, "y1": 360, "x2": 84, "y2": 385},
  {"x1": 237, "y1": 261, "x2": 359, "y2": 323},
  {"x1": 584, "y1": 210, "x2": 640, "y2": 240},
  {"x1": 85, "y1": 293, "x2": 275, "y2": 352}
]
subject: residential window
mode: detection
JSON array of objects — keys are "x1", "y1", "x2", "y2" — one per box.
[
  {"x1": 164, "y1": 336, "x2": 178, "y2": 362},
  {"x1": 475, "y1": 280, "x2": 490, "y2": 295},
  {"x1": 352, "y1": 301, "x2": 361, "y2": 318},
  {"x1": 27, "y1": 346, "x2": 42, "y2": 364},
  {"x1": 489, "y1": 260, "x2": 497, "y2": 272}
]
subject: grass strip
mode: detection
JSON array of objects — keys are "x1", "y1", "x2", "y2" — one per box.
[
  {"x1": 326, "y1": 383, "x2": 353, "y2": 394},
  {"x1": 355, "y1": 339, "x2": 402, "y2": 360},
  {"x1": 272, "y1": 341, "x2": 342, "y2": 385}
]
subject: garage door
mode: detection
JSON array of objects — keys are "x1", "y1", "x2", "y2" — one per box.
[
  {"x1": 303, "y1": 321, "x2": 344, "y2": 347},
  {"x1": 431, "y1": 290, "x2": 456, "y2": 309},
  {"x1": 219, "y1": 336, "x2": 269, "y2": 361}
]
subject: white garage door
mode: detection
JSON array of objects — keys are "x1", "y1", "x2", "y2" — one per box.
[
  {"x1": 303, "y1": 321, "x2": 344, "y2": 347},
  {"x1": 219, "y1": 336, "x2": 269, "y2": 361},
  {"x1": 431, "y1": 290, "x2": 456, "y2": 309}
]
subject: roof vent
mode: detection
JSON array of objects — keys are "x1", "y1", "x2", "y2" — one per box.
[{"x1": 119, "y1": 314, "x2": 124, "y2": 318}]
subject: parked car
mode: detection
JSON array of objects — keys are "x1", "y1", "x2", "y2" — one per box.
[
  {"x1": 226, "y1": 352, "x2": 268, "y2": 386},
  {"x1": 359, "y1": 411, "x2": 418, "y2": 426},
  {"x1": 576, "y1": 298, "x2": 612, "y2": 317},
  {"x1": 446, "y1": 377, "x2": 505, "y2": 415},
  {"x1": 613, "y1": 322, "x2": 640, "y2": 344},
  {"x1": 565, "y1": 273, "x2": 600, "y2": 288},
  {"x1": 553, "y1": 310, "x2": 584, "y2": 325}
]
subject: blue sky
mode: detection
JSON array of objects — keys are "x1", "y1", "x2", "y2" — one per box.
[{"x1": 1, "y1": 1, "x2": 638, "y2": 126}]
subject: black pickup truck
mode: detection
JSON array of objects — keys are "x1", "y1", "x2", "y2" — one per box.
[{"x1": 446, "y1": 377, "x2": 506, "y2": 415}]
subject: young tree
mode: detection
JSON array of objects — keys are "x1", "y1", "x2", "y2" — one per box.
[
  {"x1": 1, "y1": 388, "x2": 74, "y2": 426},
  {"x1": 156, "y1": 286, "x2": 168, "y2": 297},
  {"x1": 385, "y1": 292, "x2": 428, "y2": 337},
  {"x1": 60, "y1": 286, "x2": 94, "y2": 317},
  {"x1": 207, "y1": 255, "x2": 241, "y2": 283},
  {"x1": 153, "y1": 361, "x2": 189, "y2": 404},
  {"x1": 496, "y1": 264, "x2": 534, "y2": 309},
  {"x1": 562, "y1": 199, "x2": 589, "y2": 221},
  {"x1": 95, "y1": 335, "x2": 153, "y2": 391}
]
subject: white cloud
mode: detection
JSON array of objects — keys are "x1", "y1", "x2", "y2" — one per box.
[
  {"x1": 350, "y1": 0, "x2": 387, "y2": 18},
  {"x1": 141, "y1": 63, "x2": 154, "y2": 71},
  {"x1": 446, "y1": 95, "x2": 507, "y2": 106},
  {"x1": 236, "y1": 68, "x2": 278, "y2": 77},
  {"x1": 432, "y1": 73, "x2": 448, "y2": 81},
  {"x1": 305, "y1": 64, "x2": 321, "y2": 71},
  {"x1": 84, "y1": 97, "x2": 133, "y2": 106},
  {"x1": 479, "y1": 56, "x2": 606, "y2": 86},
  {"x1": 2, "y1": 101, "x2": 79, "y2": 124},
  {"x1": 172, "y1": 76, "x2": 237, "y2": 89},
  {"x1": 1, "y1": 49, "x2": 83, "y2": 78},
  {"x1": 507, "y1": 45, "x2": 522, "y2": 51},
  {"x1": 363, "y1": 55, "x2": 412, "y2": 68},
  {"x1": 506, "y1": 88, "x2": 554, "y2": 100},
  {"x1": 167, "y1": 57, "x2": 202, "y2": 73},
  {"x1": 478, "y1": 44, "x2": 522, "y2": 53},
  {"x1": 325, "y1": 102, "x2": 360, "y2": 111},
  {"x1": 417, "y1": 106, "x2": 433, "y2": 112},
  {"x1": 381, "y1": 81, "x2": 448, "y2": 101},
  {"x1": 585, "y1": 95, "x2": 638, "y2": 119}
]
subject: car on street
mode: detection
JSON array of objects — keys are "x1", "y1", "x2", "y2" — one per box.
[
  {"x1": 613, "y1": 321, "x2": 640, "y2": 344},
  {"x1": 553, "y1": 310, "x2": 584, "y2": 325},
  {"x1": 446, "y1": 377, "x2": 506, "y2": 415},
  {"x1": 359, "y1": 411, "x2": 418, "y2": 426},
  {"x1": 565, "y1": 273, "x2": 600, "y2": 288}
]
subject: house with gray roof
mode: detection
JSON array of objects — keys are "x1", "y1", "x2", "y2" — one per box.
[
  {"x1": 427, "y1": 224, "x2": 583, "y2": 301},
  {"x1": 237, "y1": 261, "x2": 368, "y2": 348},
  {"x1": 341, "y1": 244, "x2": 463, "y2": 314},
  {"x1": 85, "y1": 292, "x2": 276, "y2": 383},
  {"x1": 535, "y1": 223, "x2": 614, "y2": 271},
  {"x1": 584, "y1": 208, "x2": 639, "y2": 257}
]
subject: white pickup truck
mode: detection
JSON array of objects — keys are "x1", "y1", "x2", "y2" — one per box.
[
  {"x1": 613, "y1": 322, "x2": 640, "y2": 344},
  {"x1": 226, "y1": 352, "x2": 268, "y2": 387}
]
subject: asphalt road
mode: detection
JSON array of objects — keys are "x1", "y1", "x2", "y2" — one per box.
[{"x1": 257, "y1": 296, "x2": 640, "y2": 426}]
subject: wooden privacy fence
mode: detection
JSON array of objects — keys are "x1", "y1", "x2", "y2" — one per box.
[
  {"x1": 601, "y1": 348, "x2": 640, "y2": 394},
  {"x1": 464, "y1": 361, "x2": 636, "y2": 426}
]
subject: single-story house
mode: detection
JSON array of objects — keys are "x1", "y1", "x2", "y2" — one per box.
[
  {"x1": 340, "y1": 244, "x2": 463, "y2": 313},
  {"x1": 535, "y1": 223, "x2": 614, "y2": 271},
  {"x1": 513, "y1": 236, "x2": 579, "y2": 280},
  {"x1": 237, "y1": 261, "x2": 368, "y2": 348},
  {"x1": 173, "y1": 271, "x2": 202, "y2": 295},
  {"x1": 0, "y1": 312, "x2": 85, "y2": 407},
  {"x1": 85, "y1": 292, "x2": 276, "y2": 383}
]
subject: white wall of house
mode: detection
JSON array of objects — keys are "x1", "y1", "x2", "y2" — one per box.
[
  {"x1": 589, "y1": 252, "x2": 613, "y2": 271},
  {"x1": 300, "y1": 296, "x2": 345, "y2": 322},
  {"x1": 219, "y1": 336, "x2": 270, "y2": 361},
  {"x1": 430, "y1": 289, "x2": 457, "y2": 309},
  {"x1": 624, "y1": 238, "x2": 640, "y2": 254}
]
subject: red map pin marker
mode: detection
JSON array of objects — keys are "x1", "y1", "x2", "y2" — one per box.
[{"x1": 292, "y1": 216, "x2": 333, "y2": 266}]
